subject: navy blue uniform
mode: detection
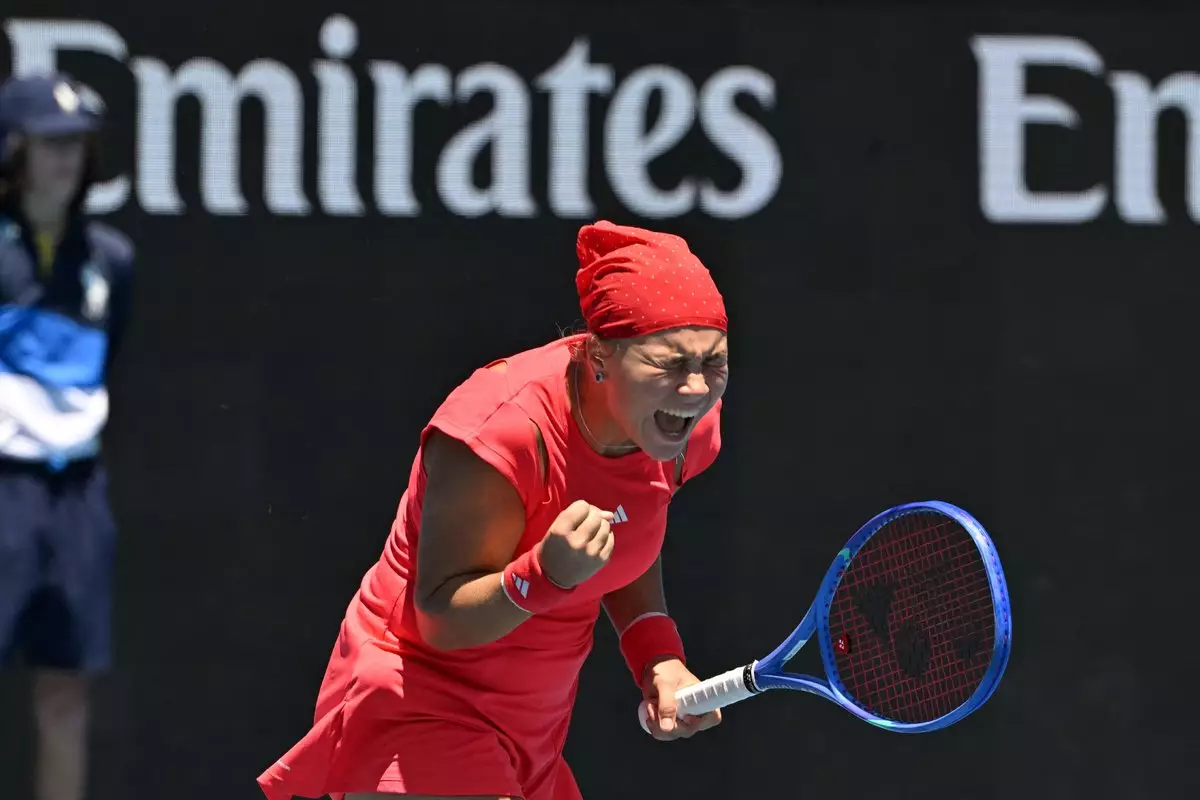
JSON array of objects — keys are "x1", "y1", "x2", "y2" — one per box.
[{"x1": 0, "y1": 210, "x2": 134, "y2": 671}]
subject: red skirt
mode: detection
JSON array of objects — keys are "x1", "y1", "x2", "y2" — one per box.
[{"x1": 257, "y1": 601, "x2": 589, "y2": 800}]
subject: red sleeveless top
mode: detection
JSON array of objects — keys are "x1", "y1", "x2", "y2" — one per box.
[{"x1": 259, "y1": 335, "x2": 722, "y2": 798}]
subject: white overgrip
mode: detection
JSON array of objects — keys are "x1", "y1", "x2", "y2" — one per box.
[
  {"x1": 676, "y1": 665, "x2": 756, "y2": 716},
  {"x1": 638, "y1": 664, "x2": 756, "y2": 733}
]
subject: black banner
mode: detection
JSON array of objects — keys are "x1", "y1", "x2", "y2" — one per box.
[{"x1": 2, "y1": 5, "x2": 1192, "y2": 799}]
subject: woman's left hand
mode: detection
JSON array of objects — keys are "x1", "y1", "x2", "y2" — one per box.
[{"x1": 641, "y1": 657, "x2": 723, "y2": 740}]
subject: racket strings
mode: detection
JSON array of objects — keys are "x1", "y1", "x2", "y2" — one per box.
[{"x1": 828, "y1": 512, "x2": 995, "y2": 723}]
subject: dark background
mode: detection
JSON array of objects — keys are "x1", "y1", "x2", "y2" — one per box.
[{"x1": 2, "y1": 3, "x2": 1195, "y2": 799}]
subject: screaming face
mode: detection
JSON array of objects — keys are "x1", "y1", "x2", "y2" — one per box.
[{"x1": 591, "y1": 326, "x2": 729, "y2": 462}]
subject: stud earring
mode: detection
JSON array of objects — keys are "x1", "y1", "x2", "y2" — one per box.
[{"x1": 594, "y1": 372, "x2": 605, "y2": 383}]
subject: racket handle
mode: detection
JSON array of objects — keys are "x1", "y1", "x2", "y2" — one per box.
[{"x1": 638, "y1": 664, "x2": 756, "y2": 734}]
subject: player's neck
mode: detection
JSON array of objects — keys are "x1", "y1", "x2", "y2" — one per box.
[
  {"x1": 21, "y1": 193, "x2": 69, "y2": 240},
  {"x1": 570, "y1": 361, "x2": 637, "y2": 457}
]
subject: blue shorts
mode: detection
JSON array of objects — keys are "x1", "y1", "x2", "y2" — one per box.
[{"x1": 0, "y1": 458, "x2": 116, "y2": 672}]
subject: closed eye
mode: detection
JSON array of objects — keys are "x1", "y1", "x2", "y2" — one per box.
[{"x1": 659, "y1": 356, "x2": 727, "y2": 371}]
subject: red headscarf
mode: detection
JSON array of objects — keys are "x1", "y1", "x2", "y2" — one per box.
[{"x1": 575, "y1": 221, "x2": 727, "y2": 339}]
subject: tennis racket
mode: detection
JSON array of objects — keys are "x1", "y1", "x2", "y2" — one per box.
[{"x1": 639, "y1": 500, "x2": 1011, "y2": 734}]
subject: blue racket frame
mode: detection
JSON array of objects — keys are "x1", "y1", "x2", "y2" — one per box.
[{"x1": 746, "y1": 501, "x2": 1012, "y2": 732}]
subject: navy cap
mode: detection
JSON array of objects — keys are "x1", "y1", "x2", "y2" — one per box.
[{"x1": 0, "y1": 73, "x2": 104, "y2": 139}]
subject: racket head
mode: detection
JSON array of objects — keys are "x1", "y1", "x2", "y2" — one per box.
[{"x1": 811, "y1": 501, "x2": 1011, "y2": 732}]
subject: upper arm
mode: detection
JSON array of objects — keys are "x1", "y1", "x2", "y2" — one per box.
[{"x1": 414, "y1": 429, "x2": 529, "y2": 612}]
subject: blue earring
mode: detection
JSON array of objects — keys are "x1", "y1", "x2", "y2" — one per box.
[{"x1": 595, "y1": 372, "x2": 605, "y2": 383}]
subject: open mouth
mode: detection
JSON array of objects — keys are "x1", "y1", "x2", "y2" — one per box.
[{"x1": 653, "y1": 408, "x2": 699, "y2": 441}]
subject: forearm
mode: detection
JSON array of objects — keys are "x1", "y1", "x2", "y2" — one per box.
[
  {"x1": 603, "y1": 556, "x2": 688, "y2": 686},
  {"x1": 602, "y1": 555, "x2": 669, "y2": 635},
  {"x1": 415, "y1": 571, "x2": 531, "y2": 651}
]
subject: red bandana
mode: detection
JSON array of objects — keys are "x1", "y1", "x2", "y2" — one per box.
[{"x1": 575, "y1": 221, "x2": 727, "y2": 339}]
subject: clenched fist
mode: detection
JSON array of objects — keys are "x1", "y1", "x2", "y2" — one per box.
[{"x1": 538, "y1": 500, "x2": 615, "y2": 588}]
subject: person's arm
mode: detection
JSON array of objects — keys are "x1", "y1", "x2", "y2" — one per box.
[
  {"x1": 602, "y1": 555, "x2": 686, "y2": 679},
  {"x1": 602, "y1": 556, "x2": 669, "y2": 637},
  {"x1": 412, "y1": 430, "x2": 533, "y2": 651},
  {"x1": 605, "y1": 555, "x2": 723, "y2": 739}
]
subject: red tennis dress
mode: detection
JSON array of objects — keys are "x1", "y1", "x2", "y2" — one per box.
[{"x1": 257, "y1": 335, "x2": 721, "y2": 800}]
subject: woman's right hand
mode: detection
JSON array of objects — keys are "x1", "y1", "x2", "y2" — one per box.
[{"x1": 538, "y1": 500, "x2": 615, "y2": 588}]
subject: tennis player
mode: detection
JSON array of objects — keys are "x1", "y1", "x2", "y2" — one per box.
[
  {"x1": 258, "y1": 221, "x2": 729, "y2": 800},
  {"x1": 0, "y1": 73, "x2": 134, "y2": 800}
]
